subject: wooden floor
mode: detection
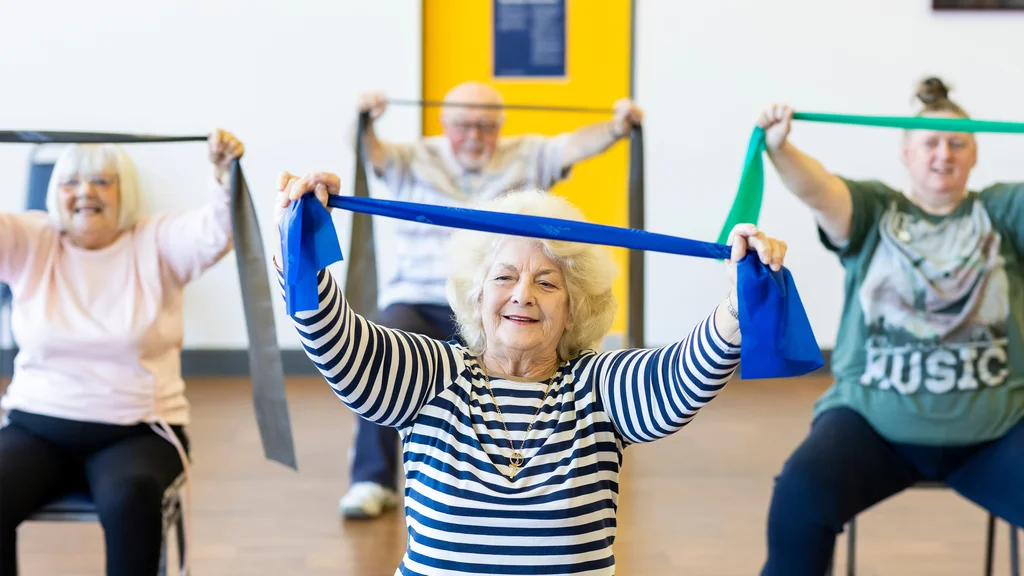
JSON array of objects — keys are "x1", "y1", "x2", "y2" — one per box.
[{"x1": 9, "y1": 375, "x2": 1021, "y2": 575}]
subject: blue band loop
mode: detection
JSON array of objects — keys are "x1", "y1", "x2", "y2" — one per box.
[{"x1": 280, "y1": 195, "x2": 824, "y2": 379}]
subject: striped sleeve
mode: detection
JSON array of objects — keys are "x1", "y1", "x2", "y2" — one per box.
[
  {"x1": 282, "y1": 268, "x2": 465, "y2": 428},
  {"x1": 592, "y1": 308, "x2": 741, "y2": 444}
]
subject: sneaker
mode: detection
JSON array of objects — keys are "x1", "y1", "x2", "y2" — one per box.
[{"x1": 339, "y1": 482, "x2": 399, "y2": 519}]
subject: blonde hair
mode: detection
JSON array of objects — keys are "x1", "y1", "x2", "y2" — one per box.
[
  {"x1": 445, "y1": 190, "x2": 618, "y2": 360},
  {"x1": 46, "y1": 144, "x2": 141, "y2": 231}
]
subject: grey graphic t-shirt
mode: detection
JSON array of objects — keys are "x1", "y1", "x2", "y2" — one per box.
[{"x1": 816, "y1": 179, "x2": 1024, "y2": 445}]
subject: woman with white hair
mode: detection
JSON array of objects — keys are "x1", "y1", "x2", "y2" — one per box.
[
  {"x1": 0, "y1": 130, "x2": 243, "y2": 576},
  {"x1": 273, "y1": 170, "x2": 789, "y2": 575}
]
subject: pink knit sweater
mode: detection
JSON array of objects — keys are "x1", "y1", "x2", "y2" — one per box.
[{"x1": 0, "y1": 180, "x2": 232, "y2": 425}]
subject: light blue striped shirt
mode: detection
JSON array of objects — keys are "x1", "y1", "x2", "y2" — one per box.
[{"x1": 287, "y1": 269, "x2": 741, "y2": 575}]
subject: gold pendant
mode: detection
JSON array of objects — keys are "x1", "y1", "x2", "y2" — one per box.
[
  {"x1": 509, "y1": 450, "x2": 525, "y2": 468},
  {"x1": 508, "y1": 450, "x2": 525, "y2": 480}
]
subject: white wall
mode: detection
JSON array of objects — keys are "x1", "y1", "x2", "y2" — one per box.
[
  {"x1": 635, "y1": 0, "x2": 1024, "y2": 348},
  {"x1": 0, "y1": 0, "x2": 421, "y2": 349}
]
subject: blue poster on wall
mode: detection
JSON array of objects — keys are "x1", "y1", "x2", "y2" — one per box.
[{"x1": 493, "y1": 0, "x2": 566, "y2": 78}]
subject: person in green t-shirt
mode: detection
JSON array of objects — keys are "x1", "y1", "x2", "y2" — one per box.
[{"x1": 758, "y1": 77, "x2": 1024, "y2": 575}]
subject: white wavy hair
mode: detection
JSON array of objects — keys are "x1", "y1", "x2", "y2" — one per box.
[
  {"x1": 45, "y1": 144, "x2": 141, "y2": 231},
  {"x1": 445, "y1": 189, "x2": 618, "y2": 360}
]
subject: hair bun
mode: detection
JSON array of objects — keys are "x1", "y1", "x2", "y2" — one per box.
[{"x1": 917, "y1": 77, "x2": 951, "y2": 105}]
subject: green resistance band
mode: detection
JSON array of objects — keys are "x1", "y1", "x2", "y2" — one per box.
[{"x1": 715, "y1": 112, "x2": 1024, "y2": 244}]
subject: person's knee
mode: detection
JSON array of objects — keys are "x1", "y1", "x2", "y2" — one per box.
[
  {"x1": 768, "y1": 449, "x2": 847, "y2": 530},
  {"x1": 0, "y1": 477, "x2": 19, "y2": 533},
  {"x1": 769, "y1": 454, "x2": 826, "y2": 509},
  {"x1": 0, "y1": 437, "x2": 45, "y2": 531},
  {"x1": 0, "y1": 479, "x2": 17, "y2": 533},
  {"x1": 94, "y1": 473, "x2": 165, "y2": 520},
  {"x1": 0, "y1": 459, "x2": 17, "y2": 511}
]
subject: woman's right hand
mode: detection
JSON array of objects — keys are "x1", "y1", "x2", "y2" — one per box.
[
  {"x1": 274, "y1": 171, "x2": 341, "y2": 227},
  {"x1": 358, "y1": 91, "x2": 387, "y2": 121},
  {"x1": 757, "y1": 104, "x2": 794, "y2": 152}
]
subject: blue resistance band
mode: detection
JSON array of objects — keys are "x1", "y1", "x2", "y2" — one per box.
[{"x1": 280, "y1": 194, "x2": 824, "y2": 379}]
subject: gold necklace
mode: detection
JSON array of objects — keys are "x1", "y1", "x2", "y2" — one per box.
[{"x1": 478, "y1": 360, "x2": 557, "y2": 481}]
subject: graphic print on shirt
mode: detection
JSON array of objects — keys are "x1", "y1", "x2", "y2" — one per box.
[{"x1": 859, "y1": 199, "x2": 1010, "y2": 395}]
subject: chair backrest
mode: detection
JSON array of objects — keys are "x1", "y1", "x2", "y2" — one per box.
[{"x1": 26, "y1": 152, "x2": 55, "y2": 212}]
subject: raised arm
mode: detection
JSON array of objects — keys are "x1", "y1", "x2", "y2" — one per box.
[
  {"x1": 0, "y1": 211, "x2": 49, "y2": 285},
  {"x1": 153, "y1": 129, "x2": 243, "y2": 284},
  {"x1": 273, "y1": 171, "x2": 466, "y2": 426},
  {"x1": 593, "y1": 307, "x2": 740, "y2": 444},
  {"x1": 759, "y1": 105, "x2": 853, "y2": 246},
  {"x1": 595, "y1": 224, "x2": 786, "y2": 444},
  {"x1": 345, "y1": 92, "x2": 389, "y2": 174},
  {"x1": 343, "y1": 91, "x2": 419, "y2": 193},
  {"x1": 559, "y1": 98, "x2": 643, "y2": 170}
]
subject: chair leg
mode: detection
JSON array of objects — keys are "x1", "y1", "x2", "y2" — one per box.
[
  {"x1": 158, "y1": 496, "x2": 175, "y2": 569},
  {"x1": 1010, "y1": 522, "x2": 1020, "y2": 576},
  {"x1": 846, "y1": 517, "x2": 856, "y2": 576},
  {"x1": 176, "y1": 510, "x2": 187, "y2": 576},
  {"x1": 985, "y1": 513, "x2": 996, "y2": 576},
  {"x1": 159, "y1": 524, "x2": 168, "y2": 576}
]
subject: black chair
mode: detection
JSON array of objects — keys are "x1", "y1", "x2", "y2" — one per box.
[
  {"x1": 0, "y1": 282, "x2": 11, "y2": 377},
  {"x1": 26, "y1": 473, "x2": 187, "y2": 575},
  {"x1": 25, "y1": 147, "x2": 55, "y2": 212},
  {"x1": 828, "y1": 480, "x2": 1020, "y2": 575}
]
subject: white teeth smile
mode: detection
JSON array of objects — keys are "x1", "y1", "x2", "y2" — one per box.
[
  {"x1": 504, "y1": 315, "x2": 537, "y2": 322},
  {"x1": 931, "y1": 167, "x2": 953, "y2": 175}
]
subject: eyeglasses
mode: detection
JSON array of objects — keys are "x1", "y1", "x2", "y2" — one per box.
[
  {"x1": 448, "y1": 121, "x2": 501, "y2": 136},
  {"x1": 60, "y1": 175, "x2": 117, "y2": 190}
]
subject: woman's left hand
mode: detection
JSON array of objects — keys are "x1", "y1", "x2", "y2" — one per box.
[
  {"x1": 209, "y1": 129, "x2": 245, "y2": 184},
  {"x1": 273, "y1": 171, "x2": 341, "y2": 227},
  {"x1": 724, "y1": 223, "x2": 788, "y2": 290}
]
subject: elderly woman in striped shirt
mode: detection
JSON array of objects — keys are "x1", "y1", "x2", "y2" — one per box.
[{"x1": 272, "y1": 171, "x2": 788, "y2": 576}]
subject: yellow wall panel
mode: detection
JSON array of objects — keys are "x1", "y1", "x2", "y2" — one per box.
[{"x1": 422, "y1": 0, "x2": 633, "y2": 341}]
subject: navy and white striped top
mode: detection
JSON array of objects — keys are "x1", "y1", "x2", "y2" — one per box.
[{"x1": 287, "y1": 269, "x2": 741, "y2": 575}]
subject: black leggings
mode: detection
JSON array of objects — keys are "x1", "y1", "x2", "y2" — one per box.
[{"x1": 0, "y1": 410, "x2": 188, "y2": 576}]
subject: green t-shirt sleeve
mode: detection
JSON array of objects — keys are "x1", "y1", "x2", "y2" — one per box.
[
  {"x1": 981, "y1": 182, "x2": 1024, "y2": 255},
  {"x1": 817, "y1": 178, "x2": 896, "y2": 258}
]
